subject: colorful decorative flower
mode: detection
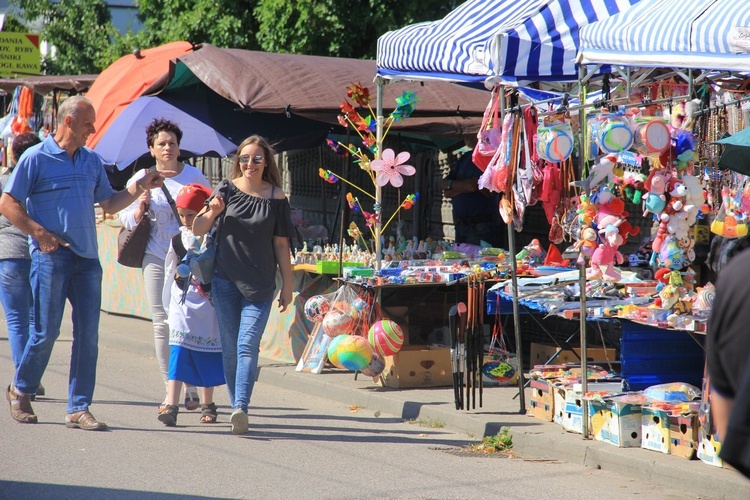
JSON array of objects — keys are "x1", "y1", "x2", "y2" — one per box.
[
  {"x1": 326, "y1": 137, "x2": 348, "y2": 157},
  {"x1": 346, "y1": 83, "x2": 371, "y2": 107},
  {"x1": 347, "y1": 222, "x2": 362, "y2": 239},
  {"x1": 346, "y1": 193, "x2": 360, "y2": 212},
  {"x1": 318, "y1": 168, "x2": 338, "y2": 184},
  {"x1": 362, "y1": 210, "x2": 379, "y2": 227},
  {"x1": 340, "y1": 101, "x2": 358, "y2": 121},
  {"x1": 401, "y1": 193, "x2": 419, "y2": 209},
  {"x1": 369, "y1": 149, "x2": 415, "y2": 188},
  {"x1": 391, "y1": 90, "x2": 418, "y2": 122}
]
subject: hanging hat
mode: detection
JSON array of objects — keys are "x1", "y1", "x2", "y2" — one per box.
[{"x1": 176, "y1": 183, "x2": 213, "y2": 212}]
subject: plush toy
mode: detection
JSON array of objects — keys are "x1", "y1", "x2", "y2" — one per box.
[
  {"x1": 587, "y1": 223, "x2": 624, "y2": 282},
  {"x1": 652, "y1": 216, "x2": 670, "y2": 253},
  {"x1": 621, "y1": 171, "x2": 647, "y2": 204},
  {"x1": 571, "y1": 155, "x2": 617, "y2": 194},
  {"x1": 642, "y1": 169, "x2": 669, "y2": 216},
  {"x1": 573, "y1": 227, "x2": 598, "y2": 264},
  {"x1": 680, "y1": 174, "x2": 703, "y2": 225}
]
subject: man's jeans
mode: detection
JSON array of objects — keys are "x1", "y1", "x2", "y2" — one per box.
[
  {"x1": 211, "y1": 274, "x2": 272, "y2": 413},
  {"x1": 14, "y1": 247, "x2": 102, "y2": 414},
  {"x1": 0, "y1": 258, "x2": 32, "y2": 370}
]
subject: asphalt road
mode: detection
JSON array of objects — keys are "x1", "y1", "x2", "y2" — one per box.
[{"x1": 0, "y1": 312, "x2": 707, "y2": 500}]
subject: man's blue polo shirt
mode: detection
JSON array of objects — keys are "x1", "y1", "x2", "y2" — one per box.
[{"x1": 4, "y1": 136, "x2": 115, "y2": 259}]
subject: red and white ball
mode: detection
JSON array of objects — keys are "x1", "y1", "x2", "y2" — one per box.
[
  {"x1": 367, "y1": 319, "x2": 404, "y2": 357},
  {"x1": 322, "y1": 309, "x2": 355, "y2": 337}
]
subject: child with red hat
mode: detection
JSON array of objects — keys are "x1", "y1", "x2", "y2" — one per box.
[{"x1": 158, "y1": 183, "x2": 224, "y2": 427}]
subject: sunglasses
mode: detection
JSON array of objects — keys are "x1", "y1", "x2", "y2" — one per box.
[{"x1": 239, "y1": 154, "x2": 265, "y2": 165}]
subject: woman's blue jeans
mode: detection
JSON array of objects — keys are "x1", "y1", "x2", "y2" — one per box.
[
  {"x1": 211, "y1": 274, "x2": 272, "y2": 413},
  {"x1": 0, "y1": 258, "x2": 32, "y2": 370},
  {"x1": 14, "y1": 247, "x2": 103, "y2": 414}
]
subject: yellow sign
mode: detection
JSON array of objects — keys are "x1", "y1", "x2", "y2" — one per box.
[{"x1": 0, "y1": 33, "x2": 41, "y2": 76}]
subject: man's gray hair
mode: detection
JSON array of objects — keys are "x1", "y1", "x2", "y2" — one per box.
[{"x1": 57, "y1": 95, "x2": 93, "y2": 126}]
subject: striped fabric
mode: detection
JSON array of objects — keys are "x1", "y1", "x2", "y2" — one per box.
[
  {"x1": 376, "y1": 0, "x2": 639, "y2": 84},
  {"x1": 578, "y1": 0, "x2": 750, "y2": 71}
]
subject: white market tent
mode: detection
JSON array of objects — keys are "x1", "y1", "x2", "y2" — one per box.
[
  {"x1": 376, "y1": 0, "x2": 642, "y2": 417},
  {"x1": 376, "y1": 0, "x2": 640, "y2": 87},
  {"x1": 577, "y1": 0, "x2": 750, "y2": 72}
]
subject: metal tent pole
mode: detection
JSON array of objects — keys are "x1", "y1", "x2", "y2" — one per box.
[
  {"x1": 578, "y1": 65, "x2": 589, "y2": 438},
  {"x1": 375, "y1": 77, "x2": 384, "y2": 272},
  {"x1": 500, "y1": 86, "x2": 525, "y2": 414}
]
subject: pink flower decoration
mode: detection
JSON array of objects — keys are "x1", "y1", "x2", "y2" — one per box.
[{"x1": 369, "y1": 148, "x2": 415, "y2": 188}]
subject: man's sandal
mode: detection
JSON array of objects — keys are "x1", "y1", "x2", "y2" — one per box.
[
  {"x1": 65, "y1": 410, "x2": 108, "y2": 431},
  {"x1": 6, "y1": 384, "x2": 37, "y2": 424},
  {"x1": 158, "y1": 404, "x2": 179, "y2": 427},
  {"x1": 200, "y1": 402, "x2": 218, "y2": 423}
]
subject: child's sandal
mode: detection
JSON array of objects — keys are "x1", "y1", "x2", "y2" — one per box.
[
  {"x1": 158, "y1": 404, "x2": 179, "y2": 427},
  {"x1": 200, "y1": 402, "x2": 218, "y2": 423}
]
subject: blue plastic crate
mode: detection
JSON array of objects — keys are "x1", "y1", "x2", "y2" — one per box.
[{"x1": 619, "y1": 322, "x2": 705, "y2": 391}]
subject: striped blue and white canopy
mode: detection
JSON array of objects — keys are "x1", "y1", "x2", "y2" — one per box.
[
  {"x1": 578, "y1": 0, "x2": 750, "y2": 72},
  {"x1": 376, "y1": 0, "x2": 639, "y2": 84}
]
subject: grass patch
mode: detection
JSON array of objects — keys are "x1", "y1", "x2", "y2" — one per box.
[
  {"x1": 407, "y1": 417, "x2": 446, "y2": 428},
  {"x1": 467, "y1": 427, "x2": 513, "y2": 453}
]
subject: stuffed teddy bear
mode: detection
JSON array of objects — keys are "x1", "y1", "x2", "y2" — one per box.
[{"x1": 573, "y1": 227, "x2": 598, "y2": 264}]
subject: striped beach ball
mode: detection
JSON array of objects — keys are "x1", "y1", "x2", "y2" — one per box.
[
  {"x1": 327, "y1": 334, "x2": 349, "y2": 369},
  {"x1": 336, "y1": 335, "x2": 373, "y2": 371},
  {"x1": 368, "y1": 320, "x2": 404, "y2": 357}
]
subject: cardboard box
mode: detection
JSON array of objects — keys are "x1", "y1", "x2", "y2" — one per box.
[
  {"x1": 588, "y1": 397, "x2": 643, "y2": 447},
  {"x1": 697, "y1": 429, "x2": 723, "y2": 467},
  {"x1": 529, "y1": 342, "x2": 617, "y2": 366},
  {"x1": 553, "y1": 383, "x2": 568, "y2": 425},
  {"x1": 528, "y1": 378, "x2": 554, "y2": 421},
  {"x1": 379, "y1": 346, "x2": 452, "y2": 388},
  {"x1": 669, "y1": 413, "x2": 699, "y2": 460},
  {"x1": 562, "y1": 390, "x2": 588, "y2": 434},
  {"x1": 641, "y1": 406, "x2": 670, "y2": 454}
]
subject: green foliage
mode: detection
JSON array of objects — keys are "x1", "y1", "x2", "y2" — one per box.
[
  {"x1": 5, "y1": 0, "x2": 454, "y2": 75},
  {"x1": 135, "y1": 0, "x2": 259, "y2": 50},
  {"x1": 254, "y1": 0, "x2": 453, "y2": 58},
  {"x1": 10, "y1": 0, "x2": 118, "y2": 74},
  {"x1": 470, "y1": 427, "x2": 513, "y2": 453}
]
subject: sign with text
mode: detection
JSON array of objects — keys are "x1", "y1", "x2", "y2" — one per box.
[{"x1": 0, "y1": 33, "x2": 40, "y2": 76}]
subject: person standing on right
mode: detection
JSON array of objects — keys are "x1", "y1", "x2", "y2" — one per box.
[
  {"x1": 192, "y1": 135, "x2": 295, "y2": 435},
  {"x1": 442, "y1": 135, "x2": 503, "y2": 247}
]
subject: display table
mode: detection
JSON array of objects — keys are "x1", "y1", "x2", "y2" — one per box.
[{"x1": 486, "y1": 286, "x2": 705, "y2": 391}]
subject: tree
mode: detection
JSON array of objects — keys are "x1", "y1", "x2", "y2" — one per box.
[
  {"x1": 134, "y1": 0, "x2": 259, "y2": 50},
  {"x1": 9, "y1": 0, "x2": 119, "y2": 75},
  {"x1": 254, "y1": 0, "x2": 454, "y2": 58}
]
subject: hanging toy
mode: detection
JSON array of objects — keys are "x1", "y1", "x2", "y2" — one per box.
[
  {"x1": 570, "y1": 155, "x2": 617, "y2": 195},
  {"x1": 642, "y1": 169, "x2": 669, "y2": 217},
  {"x1": 587, "y1": 223, "x2": 624, "y2": 282}
]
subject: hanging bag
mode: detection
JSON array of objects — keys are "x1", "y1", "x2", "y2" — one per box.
[
  {"x1": 190, "y1": 182, "x2": 229, "y2": 284},
  {"x1": 116, "y1": 169, "x2": 181, "y2": 268},
  {"x1": 116, "y1": 208, "x2": 151, "y2": 268},
  {"x1": 472, "y1": 86, "x2": 502, "y2": 172}
]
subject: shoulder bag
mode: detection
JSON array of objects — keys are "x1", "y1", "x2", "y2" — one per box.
[
  {"x1": 116, "y1": 170, "x2": 182, "y2": 268},
  {"x1": 190, "y1": 183, "x2": 229, "y2": 284}
]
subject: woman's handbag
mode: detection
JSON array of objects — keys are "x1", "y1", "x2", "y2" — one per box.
[
  {"x1": 472, "y1": 86, "x2": 502, "y2": 172},
  {"x1": 189, "y1": 185, "x2": 229, "y2": 284},
  {"x1": 117, "y1": 208, "x2": 150, "y2": 268}
]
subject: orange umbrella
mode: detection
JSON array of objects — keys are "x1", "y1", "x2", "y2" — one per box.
[{"x1": 85, "y1": 41, "x2": 196, "y2": 149}]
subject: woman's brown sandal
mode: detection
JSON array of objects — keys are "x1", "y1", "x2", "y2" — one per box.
[
  {"x1": 158, "y1": 404, "x2": 179, "y2": 427},
  {"x1": 200, "y1": 402, "x2": 218, "y2": 423}
]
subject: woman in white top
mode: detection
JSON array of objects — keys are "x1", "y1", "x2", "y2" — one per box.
[{"x1": 118, "y1": 118, "x2": 211, "y2": 412}]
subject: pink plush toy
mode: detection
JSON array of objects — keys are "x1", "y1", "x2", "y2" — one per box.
[
  {"x1": 643, "y1": 169, "x2": 669, "y2": 216},
  {"x1": 587, "y1": 223, "x2": 624, "y2": 282}
]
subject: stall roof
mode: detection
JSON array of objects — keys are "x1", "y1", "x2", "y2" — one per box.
[
  {"x1": 578, "y1": 0, "x2": 750, "y2": 72},
  {"x1": 145, "y1": 44, "x2": 490, "y2": 141},
  {"x1": 376, "y1": 0, "x2": 640, "y2": 86},
  {"x1": 0, "y1": 74, "x2": 98, "y2": 95}
]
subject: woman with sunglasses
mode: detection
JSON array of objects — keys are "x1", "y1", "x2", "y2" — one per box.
[
  {"x1": 118, "y1": 118, "x2": 211, "y2": 414},
  {"x1": 192, "y1": 135, "x2": 295, "y2": 434}
]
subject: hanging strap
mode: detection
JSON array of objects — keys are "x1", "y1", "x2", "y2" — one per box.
[{"x1": 160, "y1": 181, "x2": 182, "y2": 228}]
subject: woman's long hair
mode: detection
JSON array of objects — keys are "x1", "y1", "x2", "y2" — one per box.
[{"x1": 230, "y1": 135, "x2": 282, "y2": 188}]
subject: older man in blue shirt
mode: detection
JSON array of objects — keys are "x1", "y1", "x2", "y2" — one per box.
[{"x1": 1, "y1": 96, "x2": 172, "y2": 430}]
